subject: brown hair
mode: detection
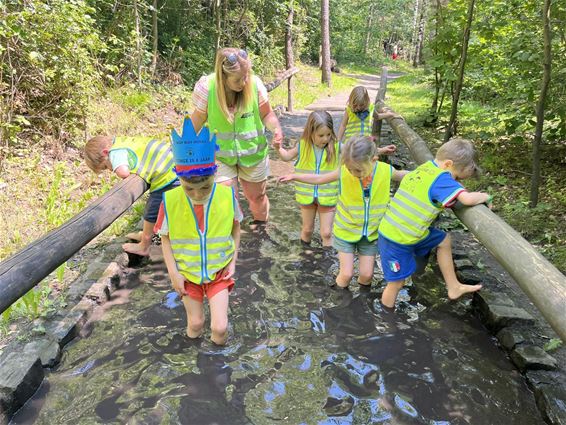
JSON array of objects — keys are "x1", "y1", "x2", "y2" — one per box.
[
  {"x1": 300, "y1": 111, "x2": 337, "y2": 165},
  {"x1": 348, "y1": 86, "x2": 370, "y2": 113},
  {"x1": 84, "y1": 136, "x2": 112, "y2": 172},
  {"x1": 341, "y1": 135, "x2": 377, "y2": 171},
  {"x1": 180, "y1": 174, "x2": 215, "y2": 185},
  {"x1": 214, "y1": 47, "x2": 253, "y2": 123},
  {"x1": 436, "y1": 138, "x2": 479, "y2": 177}
]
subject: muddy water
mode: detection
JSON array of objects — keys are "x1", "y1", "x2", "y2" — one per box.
[{"x1": 11, "y1": 182, "x2": 540, "y2": 424}]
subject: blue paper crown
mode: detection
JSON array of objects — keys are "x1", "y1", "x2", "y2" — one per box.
[{"x1": 170, "y1": 116, "x2": 218, "y2": 177}]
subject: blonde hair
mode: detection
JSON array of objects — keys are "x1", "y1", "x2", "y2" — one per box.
[
  {"x1": 214, "y1": 47, "x2": 253, "y2": 123},
  {"x1": 341, "y1": 135, "x2": 377, "y2": 171},
  {"x1": 300, "y1": 111, "x2": 337, "y2": 165},
  {"x1": 348, "y1": 86, "x2": 370, "y2": 113},
  {"x1": 84, "y1": 136, "x2": 112, "y2": 172},
  {"x1": 436, "y1": 138, "x2": 479, "y2": 177}
]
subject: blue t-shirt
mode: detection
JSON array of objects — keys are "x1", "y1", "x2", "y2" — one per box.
[{"x1": 428, "y1": 162, "x2": 466, "y2": 208}]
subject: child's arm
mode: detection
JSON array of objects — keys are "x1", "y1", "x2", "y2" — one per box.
[
  {"x1": 274, "y1": 143, "x2": 299, "y2": 162},
  {"x1": 457, "y1": 190, "x2": 491, "y2": 207},
  {"x1": 336, "y1": 110, "x2": 349, "y2": 142},
  {"x1": 279, "y1": 168, "x2": 339, "y2": 185},
  {"x1": 161, "y1": 235, "x2": 186, "y2": 296},
  {"x1": 221, "y1": 221, "x2": 240, "y2": 280},
  {"x1": 375, "y1": 109, "x2": 403, "y2": 121},
  {"x1": 377, "y1": 145, "x2": 397, "y2": 156},
  {"x1": 392, "y1": 169, "x2": 409, "y2": 182},
  {"x1": 114, "y1": 165, "x2": 131, "y2": 179}
]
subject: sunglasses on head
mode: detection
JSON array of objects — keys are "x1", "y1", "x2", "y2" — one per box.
[{"x1": 224, "y1": 49, "x2": 248, "y2": 65}]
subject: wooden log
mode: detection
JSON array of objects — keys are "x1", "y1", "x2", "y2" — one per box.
[
  {"x1": 0, "y1": 175, "x2": 148, "y2": 314},
  {"x1": 372, "y1": 67, "x2": 389, "y2": 142},
  {"x1": 384, "y1": 104, "x2": 566, "y2": 342},
  {"x1": 265, "y1": 67, "x2": 300, "y2": 93}
]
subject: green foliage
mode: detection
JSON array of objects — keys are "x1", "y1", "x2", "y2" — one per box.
[{"x1": 543, "y1": 338, "x2": 563, "y2": 353}]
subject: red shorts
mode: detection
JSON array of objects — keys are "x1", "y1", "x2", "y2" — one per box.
[
  {"x1": 184, "y1": 278, "x2": 234, "y2": 303},
  {"x1": 299, "y1": 199, "x2": 336, "y2": 213}
]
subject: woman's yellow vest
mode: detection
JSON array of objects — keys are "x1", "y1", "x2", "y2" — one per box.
[
  {"x1": 164, "y1": 184, "x2": 235, "y2": 284},
  {"x1": 379, "y1": 161, "x2": 445, "y2": 245},
  {"x1": 110, "y1": 136, "x2": 177, "y2": 192},
  {"x1": 294, "y1": 139, "x2": 339, "y2": 206},
  {"x1": 333, "y1": 161, "x2": 391, "y2": 243},
  {"x1": 343, "y1": 104, "x2": 375, "y2": 141},
  {"x1": 207, "y1": 74, "x2": 268, "y2": 167}
]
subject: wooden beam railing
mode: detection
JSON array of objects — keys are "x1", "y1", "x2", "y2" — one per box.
[
  {"x1": 264, "y1": 66, "x2": 300, "y2": 111},
  {"x1": 0, "y1": 176, "x2": 148, "y2": 314}
]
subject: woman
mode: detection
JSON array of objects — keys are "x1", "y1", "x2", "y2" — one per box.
[{"x1": 190, "y1": 47, "x2": 284, "y2": 223}]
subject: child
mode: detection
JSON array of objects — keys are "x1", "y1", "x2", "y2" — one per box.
[
  {"x1": 378, "y1": 138, "x2": 489, "y2": 310},
  {"x1": 273, "y1": 111, "x2": 339, "y2": 246},
  {"x1": 280, "y1": 135, "x2": 407, "y2": 288},
  {"x1": 155, "y1": 118, "x2": 241, "y2": 346},
  {"x1": 336, "y1": 86, "x2": 397, "y2": 157},
  {"x1": 84, "y1": 135, "x2": 178, "y2": 256}
]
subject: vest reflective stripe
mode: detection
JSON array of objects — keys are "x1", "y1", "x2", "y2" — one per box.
[
  {"x1": 333, "y1": 162, "x2": 391, "y2": 242},
  {"x1": 379, "y1": 161, "x2": 446, "y2": 244},
  {"x1": 111, "y1": 136, "x2": 177, "y2": 192},
  {"x1": 343, "y1": 104, "x2": 375, "y2": 140},
  {"x1": 164, "y1": 184, "x2": 235, "y2": 284},
  {"x1": 207, "y1": 74, "x2": 267, "y2": 167},
  {"x1": 293, "y1": 139, "x2": 339, "y2": 206}
]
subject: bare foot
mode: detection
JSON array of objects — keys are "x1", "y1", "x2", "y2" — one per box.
[
  {"x1": 122, "y1": 242, "x2": 150, "y2": 257},
  {"x1": 125, "y1": 231, "x2": 143, "y2": 242},
  {"x1": 186, "y1": 329, "x2": 203, "y2": 339},
  {"x1": 447, "y1": 283, "x2": 482, "y2": 300}
]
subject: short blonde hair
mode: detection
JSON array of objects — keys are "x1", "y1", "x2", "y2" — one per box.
[
  {"x1": 348, "y1": 86, "x2": 370, "y2": 113},
  {"x1": 301, "y1": 111, "x2": 337, "y2": 165},
  {"x1": 436, "y1": 138, "x2": 479, "y2": 177},
  {"x1": 84, "y1": 136, "x2": 112, "y2": 172},
  {"x1": 214, "y1": 47, "x2": 253, "y2": 123},
  {"x1": 341, "y1": 135, "x2": 377, "y2": 169}
]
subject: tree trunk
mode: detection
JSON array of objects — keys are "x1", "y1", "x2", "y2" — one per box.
[
  {"x1": 215, "y1": 0, "x2": 221, "y2": 50},
  {"x1": 413, "y1": 0, "x2": 427, "y2": 67},
  {"x1": 364, "y1": 4, "x2": 374, "y2": 56},
  {"x1": 443, "y1": 0, "x2": 475, "y2": 142},
  {"x1": 150, "y1": 0, "x2": 158, "y2": 77},
  {"x1": 321, "y1": 0, "x2": 332, "y2": 87},
  {"x1": 285, "y1": 1, "x2": 295, "y2": 112},
  {"x1": 530, "y1": 0, "x2": 552, "y2": 207},
  {"x1": 410, "y1": 0, "x2": 420, "y2": 63},
  {"x1": 133, "y1": 0, "x2": 142, "y2": 87},
  {"x1": 428, "y1": 0, "x2": 442, "y2": 123}
]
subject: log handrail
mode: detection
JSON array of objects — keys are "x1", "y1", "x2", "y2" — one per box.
[
  {"x1": 0, "y1": 176, "x2": 148, "y2": 314},
  {"x1": 264, "y1": 66, "x2": 300, "y2": 92},
  {"x1": 380, "y1": 98, "x2": 566, "y2": 342}
]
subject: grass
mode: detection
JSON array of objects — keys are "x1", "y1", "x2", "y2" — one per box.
[{"x1": 385, "y1": 66, "x2": 566, "y2": 273}]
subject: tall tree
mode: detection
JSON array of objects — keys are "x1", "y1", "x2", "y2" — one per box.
[
  {"x1": 443, "y1": 0, "x2": 475, "y2": 142},
  {"x1": 321, "y1": 0, "x2": 332, "y2": 86},
  {"x1": 133, "y1": 0, "x2": 143, "y2": 87},
  {"x1": 285, "y1": 0, "x2": 295, "y2": 112},
  {"x1": 150, "y1": 0, "x2": 158, "y2": 77},
  {"x1": 530, "y1": 0, "x2": 552, "y2": 207},
  {"x1": 413, "y1": 0, "x2": 427, "y2": 67}
]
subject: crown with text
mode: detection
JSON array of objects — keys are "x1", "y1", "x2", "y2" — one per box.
[{"x1": 171, "y1": 116, "x2": 218, "y2": 177}]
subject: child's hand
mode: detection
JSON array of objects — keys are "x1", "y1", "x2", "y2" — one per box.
[
  {"x1": 272, "y1": 137, "x2": 282, "y2": 150},
  {"x1": 271, "y1": 127, "x2": 284, "y2": 149},
  {"x1": 171, "y1": 272, "x2": 186, "y2": 297},
  {"x1": 378, "y1": 144, "x2": 397, "y2": 156},
  {"x1": 484, "y1": 194, "x2": 493, "y2": 209},
  {"x1": 278, "y1": 174, "x2": 295, "y2": 183},
  {"x1": 220, "y1": 259, "x2": 236, "y2": 280}
]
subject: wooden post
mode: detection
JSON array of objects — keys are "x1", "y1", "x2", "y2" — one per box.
[
  {"x1": 372, "y1": 66, "x2": 388, "y2": 143},
  {"x1": 0, "y1": 176, "x2": 148, "y2": 314},
  {"x1": 381, "y1": 101, "x2": 566, "y2": 342}
]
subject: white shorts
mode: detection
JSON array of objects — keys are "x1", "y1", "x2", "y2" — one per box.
[{"x1": 216, "y1": 156, "x2": 270, "y2": 183}]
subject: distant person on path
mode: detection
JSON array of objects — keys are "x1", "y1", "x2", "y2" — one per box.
[
  {"x1": 155, "y1": 118, "x2": 242, "y2": 346},
  {"x1": 274, "y1": 111, "x2": 340, "y2": 247},
  {"x1": 189, "y1": 47, "x2": 284, "y2": 224},
  {"x1": 280, "y1": 135, "x2": 408, "y2": 288},
  {"x1": 84, "y1": 135, "x2": 178, "y2": 257},
  {"x1": 378, "y1": 138, "x2": 490, "y2": 310},
  {"x1": 336, "y1": 86, "x2": 398, "y2": 155}
]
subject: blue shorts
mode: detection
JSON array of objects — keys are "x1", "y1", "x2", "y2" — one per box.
[
  {"x1": 378, "y1": 228, "x2": 446, "y2": 282},
  {"x1": 144, "y1": 180, "x2": 179, "y2": 222}
]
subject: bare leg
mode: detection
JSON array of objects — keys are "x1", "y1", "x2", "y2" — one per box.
[
  {"x1": 123, "y1": 219, "x2": 153, "y2": 256},
  {"x1": 240, "y1": 179, "x2": 269, "y2": 222},
  {"x1": 218, "y1": 177, "x2": 239, "y2": 196},
  {"x1": 299, "y1": 206, "x2": 317, "y2": 244},
  {"x1": 336, "y1": 252, "x2": 355, "y2": 288},
  {"x1": 318, "y1": 210, "x2": 335, "y2": 247},
  {"x1": 358, "y1": 255, "x2": 376, "y2": 286},
  {"x1": 209, "y1": 288, "x2": 230, "y2": 345},
  {"x1": 182, "y1": 296, "x2": 205, "y2": 339},
  {"x1": 437, "y1": 234, "x2": 482, "y2": 299},
  {"x1": 381, "y1": 280, "x2": 405, "y2": 308}
]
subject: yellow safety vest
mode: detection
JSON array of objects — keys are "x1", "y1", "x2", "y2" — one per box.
[
  {"x1": 379, "y1": 161, "x2": 446, "y2": 245},
  {"x1": 164, "y1": 184, "x2": 235, "y2": 284},
  {"x1": 343, "y1": 104, "x2": 375, "y2": 141},
  {"x1": 333, "y1": 161, "x2": 391, "y2": 243},
  {"x1": 294, "y1": 139, "x2": 339, "y2": 206},
  {"x1": 207, "y1": 74, "x2": 268, "y2": 167},
  {"x1": 110, "y1": 136, "x2": 177, "y2": 192}
]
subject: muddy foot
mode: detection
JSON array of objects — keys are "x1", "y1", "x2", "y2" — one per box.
[
  {"x1": 122, "y1": 242, "x2": 150, "y2": 257},
  {"x1": 447, "y1": 283, "x2": 482, "y2": 300}
]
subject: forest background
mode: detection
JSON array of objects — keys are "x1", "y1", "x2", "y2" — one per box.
[{"x1": 0, "y1": 0, "x2": 565, "y2": 327}]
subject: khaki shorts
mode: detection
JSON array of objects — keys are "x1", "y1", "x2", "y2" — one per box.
[{"x1": 216, "y1": 156, "x2": 270, "y2": 183}]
